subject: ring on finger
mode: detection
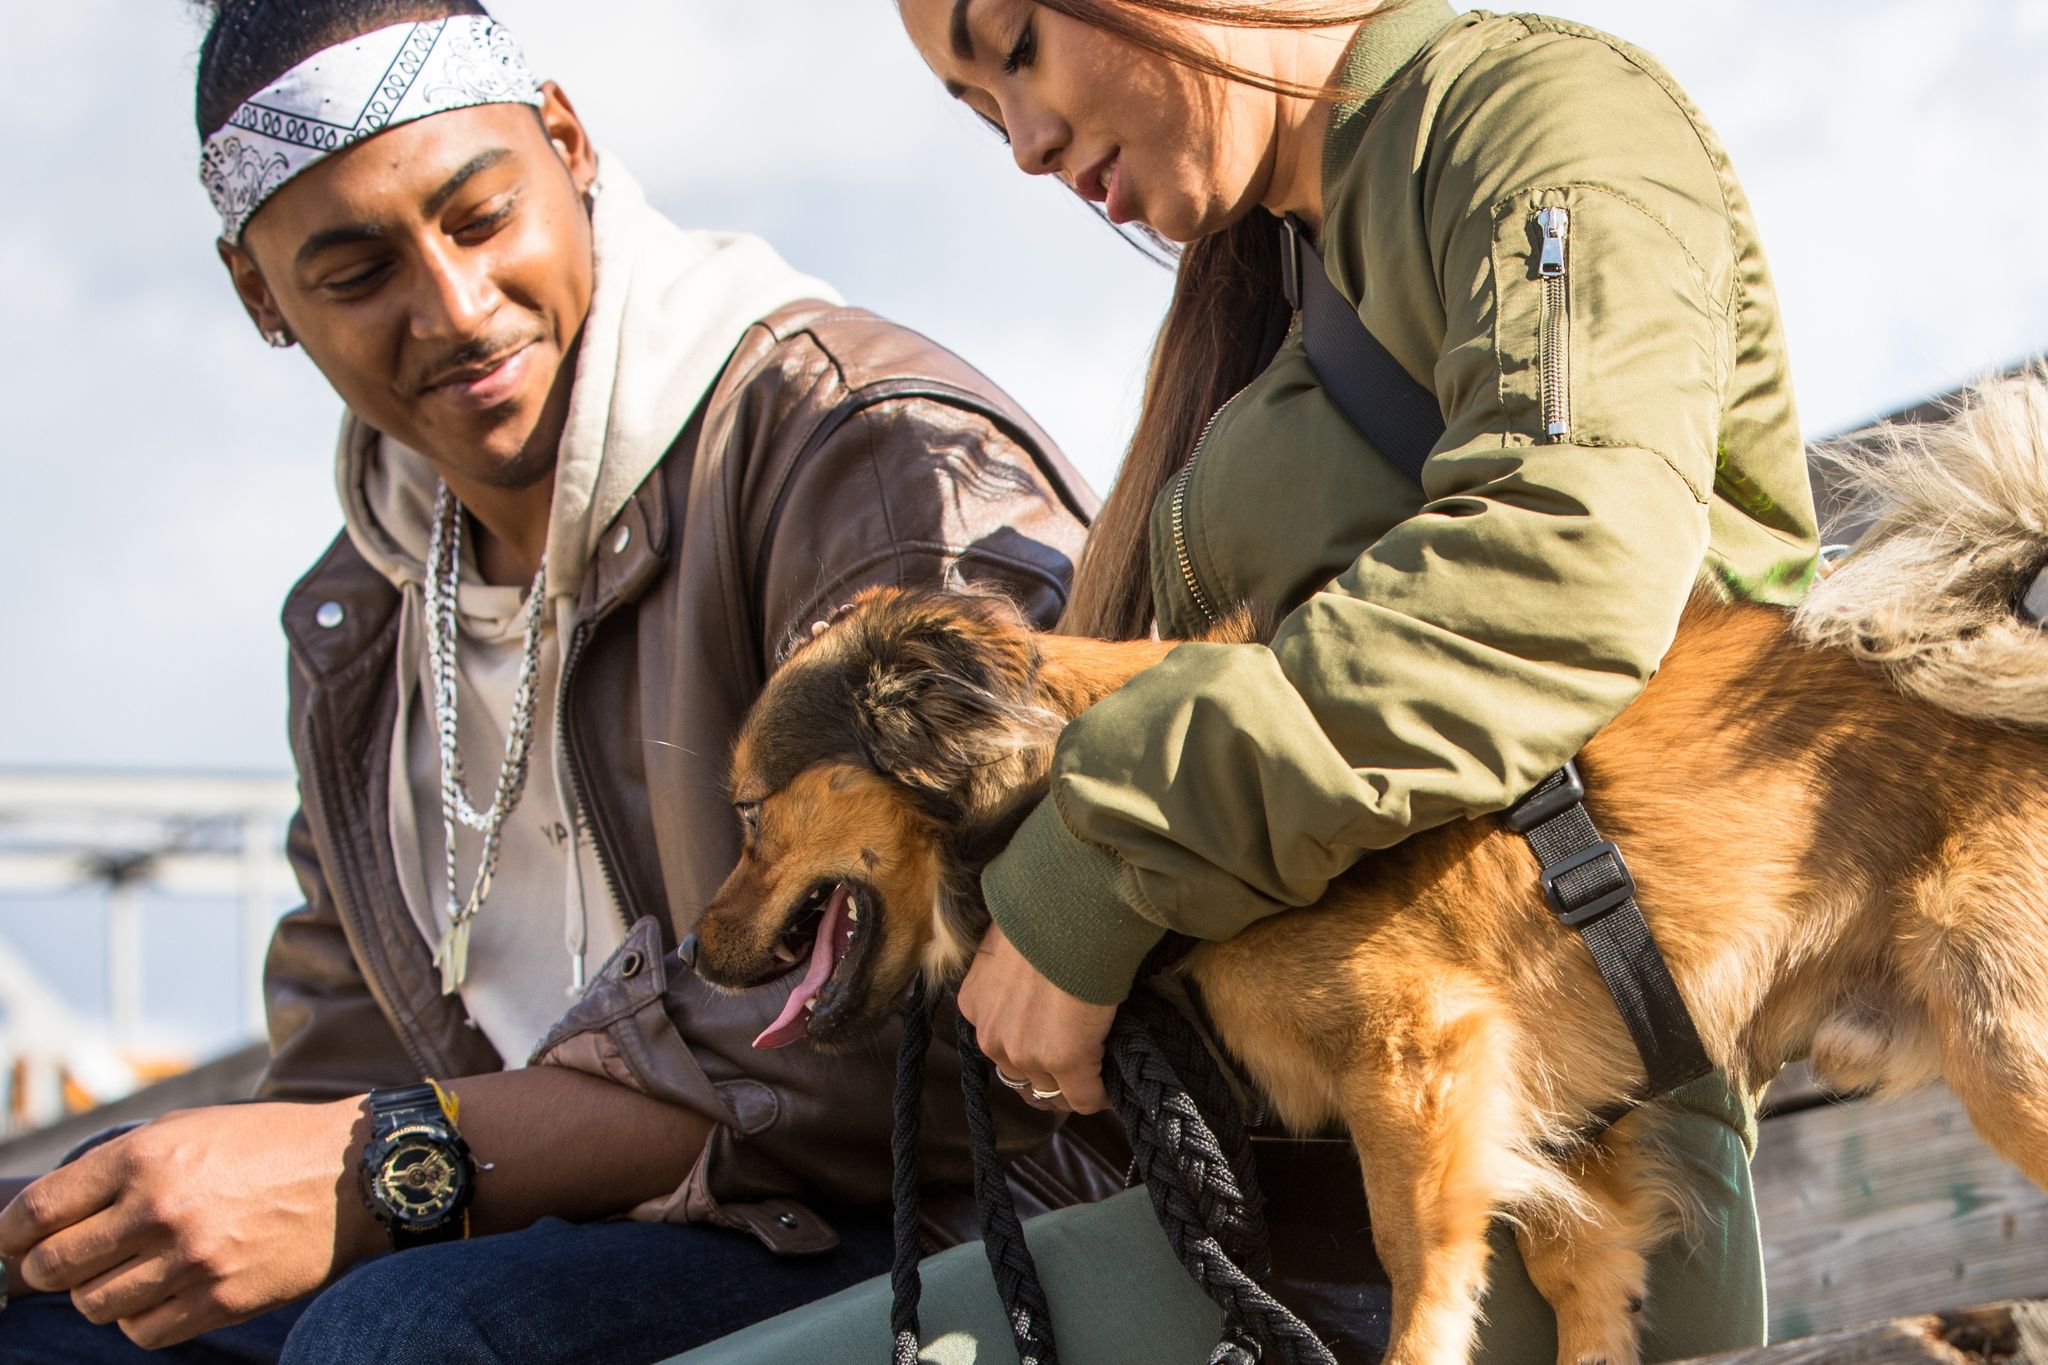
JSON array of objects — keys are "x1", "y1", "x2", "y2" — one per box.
[
  {"x1": 995, "y1": 1068, "x2": 1032, "y2": 1092},
  {"x1": 1028, "y1": 1086, "x2": 1064, "y2": 1102}
]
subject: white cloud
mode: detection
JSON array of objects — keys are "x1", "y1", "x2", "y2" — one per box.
[{"x1": 2, "y1": 0, "x2": 2045, "y2": 775}]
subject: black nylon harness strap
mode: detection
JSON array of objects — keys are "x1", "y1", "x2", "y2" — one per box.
[
  {"x1": 1282, "y1": 215, "x2": 1445, "y2": 484},
  {"x1": 1285, "y1": 215, "x2": 1712, "y2": 1105},
  {"x1": 1503, "y1": 763, "x2": 1712, "y2": 1099}
]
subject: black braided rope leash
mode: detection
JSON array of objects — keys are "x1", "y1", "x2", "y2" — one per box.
[
  {"x1": 888, "y1": 981, "x2": 1341, "y2": 1365},
  {"x1": 890, "y1": 978, "x2": 932, "y2": 1365},
  {"x1": 957, "y1": 1014, "x2": 1059, "y2": 1365},
  {"x1": 1103, "y1": 1001, "x2": 1338, "y2": 1365}
]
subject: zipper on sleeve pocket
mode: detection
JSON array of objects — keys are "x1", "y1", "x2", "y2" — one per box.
[{"x1": 1537, "y1": 206, "x2": 1572, "y2": 442}]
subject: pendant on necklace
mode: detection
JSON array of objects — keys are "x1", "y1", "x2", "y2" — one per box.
[{"x1": 436, "y1": 917, "x2": 473, "y2": 995}]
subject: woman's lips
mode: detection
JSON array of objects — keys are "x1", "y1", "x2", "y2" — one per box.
[
  {"x1": 425, "y1": 342, "x2": 537, "y2": 412},
  {"x1": 1077, "y1": 150, "x2": 1131, "y2": 224},
  {"x1": 1103, "y1": 155, "x2": 1133, "y2": 226}
]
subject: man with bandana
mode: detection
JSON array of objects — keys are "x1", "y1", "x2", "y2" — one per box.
[{"x1": 0, "y1": 3, "x2": 1105, "y2": 1361}]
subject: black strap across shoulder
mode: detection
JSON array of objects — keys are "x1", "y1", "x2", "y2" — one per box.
[
  {"x1": 1281, "y1": 215, "x2": 1445, "y2": 485},
  {"x1": 1283, "y1": 216, "x2": 1712, "y2": 1105}
]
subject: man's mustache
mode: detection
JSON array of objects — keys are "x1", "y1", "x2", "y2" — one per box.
[{"x1": 411, "y1": 333, "x2": 543, "y2": 396}]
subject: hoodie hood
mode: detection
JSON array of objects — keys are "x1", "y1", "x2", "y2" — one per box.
[{"x1": 337, "y1": 154, "x2": 839, "y2": 602}]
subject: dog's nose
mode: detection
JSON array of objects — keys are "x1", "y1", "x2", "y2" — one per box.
[{"x1": 677, "y1": 933, "x2": 701, "y2": 971}]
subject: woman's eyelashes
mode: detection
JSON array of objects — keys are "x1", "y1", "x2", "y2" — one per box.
[{"x1": 1002, "y1": 16, "x2": 1036, "y2": 75}]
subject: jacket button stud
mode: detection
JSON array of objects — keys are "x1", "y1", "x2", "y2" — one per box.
[
  {"x1": 777, "y1": 1212, "x2": 799, "y2": 1229},
  {"x1": 315, "y1": 601, "x2": 345, "y2": 629},
  {"x1": 619, "y1": 950, "x2": 644, "y2": 979},
  {"x1": 613, "y1": 525, "x2": 632, "y2": 554}
]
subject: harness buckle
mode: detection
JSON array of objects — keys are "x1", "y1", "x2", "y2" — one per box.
[
  {"x1": 1502, "y1": 760, "x2": 1586, "y2": 833},
  {"x1": 1540, "y1": 840, "x2": 1636, "y2": 927},
  {"x1": 1280, "y1": 216, "x2": 1305, "y2": 312}
]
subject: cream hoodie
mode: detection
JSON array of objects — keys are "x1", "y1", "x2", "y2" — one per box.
[{"x1": 336, "y1": 158, "x2": 838, "y2": 1063}]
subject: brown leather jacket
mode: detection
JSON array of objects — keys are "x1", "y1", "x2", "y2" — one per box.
[{"x1": 263, "y1": 302, "x2": 1124, "y2": 1250}]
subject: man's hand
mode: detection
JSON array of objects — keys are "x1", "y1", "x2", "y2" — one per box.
[
  {"x1": 0, "y1": 1099, "x2": 377, "y2": 1348},
  {"x1": 956, "y1": 922, "x2": 1117, "y2": 1115}
]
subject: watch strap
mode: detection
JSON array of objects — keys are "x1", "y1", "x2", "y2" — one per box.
[
  {"x1": 369, "y1": 1082, "x2": 442, "y2": 1127},
  {"x1": 362, "y1": 1083, "x2": 472, "y2": 1249}
]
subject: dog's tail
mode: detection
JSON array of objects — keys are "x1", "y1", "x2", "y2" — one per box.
[{"x1": 1794, "y1": 368, "x2": 2048, "y2": 728}]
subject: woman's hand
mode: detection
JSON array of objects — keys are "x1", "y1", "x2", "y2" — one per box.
[{"x1": 957, "y1": 922, "x2": 1117, "y2": 1115}]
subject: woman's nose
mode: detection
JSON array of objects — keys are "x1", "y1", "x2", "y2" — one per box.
[{"x1": 1007, "y1": 105, "x2": 1066, "y2": 178}]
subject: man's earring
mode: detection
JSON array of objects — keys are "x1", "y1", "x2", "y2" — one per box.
[{"x1": 263, "y1": 326, "x2": 295, "y2": 349}]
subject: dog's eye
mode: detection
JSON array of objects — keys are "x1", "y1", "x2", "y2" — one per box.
[{"x1": 735, "y1": 801, "x2": 761, "y2": 840}]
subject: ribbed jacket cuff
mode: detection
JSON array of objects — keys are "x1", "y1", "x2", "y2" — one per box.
[{"x1": 982, "y1": 797, "x2": 1165, "y2": 1007}]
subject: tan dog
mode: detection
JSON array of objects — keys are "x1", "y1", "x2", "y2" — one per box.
[{"x1": 691, "y1": 376, "x2": 2048, "y2": 1365}]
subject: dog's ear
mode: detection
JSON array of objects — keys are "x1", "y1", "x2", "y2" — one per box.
[{"x1": 850, "y1": 600, "x2": 1060, "y2": 811}]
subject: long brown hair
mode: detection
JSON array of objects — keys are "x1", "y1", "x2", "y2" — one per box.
[{"x1": 1042, "y1": 0, "x2": 1382, "y2": 639}]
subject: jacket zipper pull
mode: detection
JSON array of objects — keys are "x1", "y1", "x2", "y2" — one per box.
[
  {"x1": 1537, "y1": 207, "x2": 1570, "y2": 277},
  {"x1": 1536, "y1": 206, "x2": 1572, "y2": 441}
]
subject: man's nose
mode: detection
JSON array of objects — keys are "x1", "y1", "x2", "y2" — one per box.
[{"x1": 412, "y1": 241, "x2": 501, "y2": 339}]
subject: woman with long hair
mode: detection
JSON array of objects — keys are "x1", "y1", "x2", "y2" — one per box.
[{"x1": 678, "y1": 2, "x2": 1816, "y2": 1361}]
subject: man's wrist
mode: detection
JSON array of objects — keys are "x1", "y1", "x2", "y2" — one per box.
[{"x1": 332, "y1": 1095, "x2": 385, "y2": 1266}]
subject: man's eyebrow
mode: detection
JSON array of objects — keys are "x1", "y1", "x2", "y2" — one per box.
[
  {"x1": 950, "y1": 0, "x2": 976, "y2": 60},
  {"x1": 293, "y1": 147, "x2": 516, "y2": 267},
  {"x1": 422, "y1": 147, "x2": 513, "y2": 218},
  {"x1": 295, "y1": 222, "x2": 388, "y2": 267}
]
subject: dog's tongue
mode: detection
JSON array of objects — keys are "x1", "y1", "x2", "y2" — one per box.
[{"x1": 752, "y1": 884, "x2": 851, "y2": 1049}]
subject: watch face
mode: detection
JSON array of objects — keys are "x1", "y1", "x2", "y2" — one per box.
[{"x1": 369, "y1": 1124, "x2": 470, "y2": 1227}]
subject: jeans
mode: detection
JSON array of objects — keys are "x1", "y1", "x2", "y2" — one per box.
[{"x1": 0, "y1": 1210, "x2": 895, "y2": 1365}]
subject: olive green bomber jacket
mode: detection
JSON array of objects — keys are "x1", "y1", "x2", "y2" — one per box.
[{"x1": 983, "y1": 1, "x2": 1820, "y2": 1005}]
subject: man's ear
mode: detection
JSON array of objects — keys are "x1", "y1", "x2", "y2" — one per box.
[
  {"x1": 216, "y1": 238, "x2": 293, "y2": 347},
  {"x1": 537, "y1": 81, "x2": 598, "y2": 197}
]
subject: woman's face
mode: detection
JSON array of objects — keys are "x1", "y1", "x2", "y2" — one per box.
[{"x1": 899, "y1": 0, "x2": 1283, "y2": 244}]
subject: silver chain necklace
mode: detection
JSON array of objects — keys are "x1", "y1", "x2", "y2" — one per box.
[{"x1": 424, "y1": 482, "x2": 548, "y2": 995}]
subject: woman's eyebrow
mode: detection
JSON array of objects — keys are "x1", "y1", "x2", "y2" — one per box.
[{"x1": 950, "y1": 0, "x2": 978, "y2": 59}]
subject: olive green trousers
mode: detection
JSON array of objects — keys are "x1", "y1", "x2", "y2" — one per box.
[{"x1": 665, "y1": 1075, "x2": 1764, "y2": 1365}]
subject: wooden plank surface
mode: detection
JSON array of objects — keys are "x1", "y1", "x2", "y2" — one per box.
[
  {"x1": 1753, "y1": 1083, "x2": 2048, "y2": 1342},
  {"x1": 1680, "y1": 1298, "x2": 2048, "y2": 1363}
]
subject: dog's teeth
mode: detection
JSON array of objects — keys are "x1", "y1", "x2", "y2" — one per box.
[
  {"x1": 803, "y1": 997, "x2": 817, "y2": 1013},
  {"x1": 773, "y1": 944, "x2": 798, "y2": 965},
  {"x1": 847, "y1": 897, "x2": 861, "y2": 922}
]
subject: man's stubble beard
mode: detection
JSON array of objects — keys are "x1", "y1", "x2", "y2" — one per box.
[{"x1": 466, "y1": 437, "x2": 560, "y2": 493}]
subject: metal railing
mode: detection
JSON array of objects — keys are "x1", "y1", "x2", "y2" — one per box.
[{"x1": 0, "y1": 770, "x2": 297, "y2": 1134}]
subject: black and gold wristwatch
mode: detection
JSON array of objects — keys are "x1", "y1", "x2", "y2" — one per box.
[{"x1": 357, "y1": 1082, "x2": 475, "y2": 1250}]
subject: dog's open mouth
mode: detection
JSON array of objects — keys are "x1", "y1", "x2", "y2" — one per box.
[{"x1": 752, "y1": 881, "x2": 867, "y2": 1049}]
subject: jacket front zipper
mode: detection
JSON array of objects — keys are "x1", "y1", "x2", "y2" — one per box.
[
  {"x1": 557, "y1": 615, "x2": 637, "y2": 936},
  {"x1": 1169, "y1": 387, "x2": 1252, "y2": 628},
  {"x1": 1537, "y1": 206, "x2": 1572, "y2": 442}
]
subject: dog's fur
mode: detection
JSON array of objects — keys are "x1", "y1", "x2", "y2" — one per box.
[{"x1": 693, "y1": 374, "x2": 2048, "y2": 1365}]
